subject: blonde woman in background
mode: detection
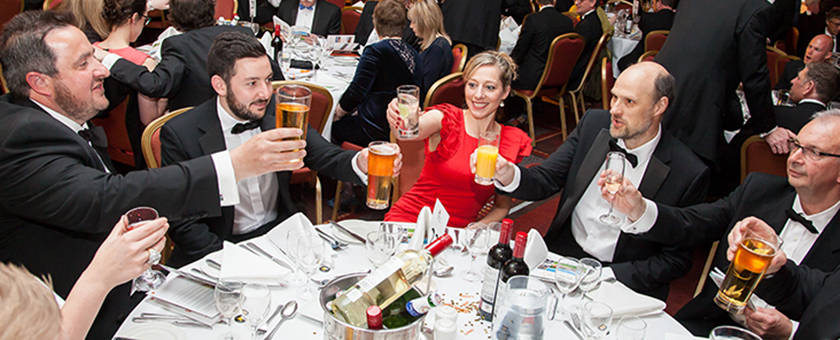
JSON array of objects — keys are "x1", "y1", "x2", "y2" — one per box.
[{"x1": 408, "y1": 0, "x2": 453, "y2": 95}]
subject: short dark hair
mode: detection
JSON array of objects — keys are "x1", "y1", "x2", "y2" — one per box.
[
  {"x1": 0, "y1": 11, "x2": 75, "y2": 98},
  {"x1": 805, "y1": 62, "x2": 840, "y2": 103},
  {"x1": 827, "y1": 8, "x2": 840, "y2": 20},
  {"x1": 659, "y1": 0, "x2": 678, "y2": 9},
  {"x1": 536, "y1": 0, "x2": 553, "y2": 6},
  {"x1": 102, "y1": 0, "x2": 148, "y2": 30},
  {"x1": 207, "y1": 31, "x2": 268, "y2": 84},
  {"x1": 653, "y1": 70, "x2": 675, "y2": 105},
  {"x1": 373, "y1": 0, "x2": 406, "y2": 38},
  {"x1": 169, "y1": 0, "x2": 216, "y2": 32}
]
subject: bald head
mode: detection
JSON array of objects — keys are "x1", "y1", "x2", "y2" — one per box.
[
  {"x1": 619, "y1": 62, "x2": 674, "y2": 106},
  {"x1": 609, "y1": 62, "x2": 674, "y2": 148},
  {"x1": 804, "y1": 35, "x2": 834, "y2": 63}
]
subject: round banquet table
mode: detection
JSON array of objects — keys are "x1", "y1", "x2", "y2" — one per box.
[{"x1": 114, "y1": 222, "x2": 696, "y2": 340}]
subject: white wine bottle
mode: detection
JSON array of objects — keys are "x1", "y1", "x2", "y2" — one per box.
[{"x1": 331, "y1": 234, "x2": 453, "y2": 326}]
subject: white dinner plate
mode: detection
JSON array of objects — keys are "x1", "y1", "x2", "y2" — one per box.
[
  {"x1": 121, "y1": 323, "x2": 186, "y2": 340},
  {"x1": 330, "y1": 220, "x2": 379, "y2": 244},
  {"x1": 333, "y1": 56, "x2": 359, "y2": 66}
]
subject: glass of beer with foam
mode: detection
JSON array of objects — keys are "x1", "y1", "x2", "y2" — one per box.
[
  {"x1": 714, "y1": 225, "x2": 782, "y2": 313},
  {"x1": 276, "y1": 84, "x2": 311, "y2": 162},
  {"x1": 366, "y1": 141, "x2": 397, "y2": 209},
  {"x1": 474, "y1": 131, "x2": 500, "y2": 185}
]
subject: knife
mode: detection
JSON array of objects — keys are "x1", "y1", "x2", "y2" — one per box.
[
  {"x1": 329, "y1": 221, "x2": 367, "y2": 244},
  {"x1": 131, "y1": 317, "x2": 213, "y2": 329},
  {"x1": 246, "y1": 242, "x2": 294, "y2": 270},
  {"x1": 257, "y1": 301, "x2": 287, "y2": 334},
  {"x1": 158, "y1": 263, "x2": 216, "y2": 287},
  {"x1": 315, "y1": 227, "x2": 345, "y2": 249}
]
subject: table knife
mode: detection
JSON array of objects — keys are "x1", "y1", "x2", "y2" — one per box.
[
  {"x1": 246, "y1": 242, "x2": 294, "y2": 270},
  {"x1": 329, "y1": 221, "x2": 367, "y2": 244},
  {"x1": 158, "y1": 264, "x2": 216, "y2": 287}
]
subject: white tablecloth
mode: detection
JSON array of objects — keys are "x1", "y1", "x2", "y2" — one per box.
[
  {"x1": 115, "y1": 224, "x2": 694, "y2": 340},
  {"x1": 607, "y1": 35, "x2": 640, "y2": 77}
]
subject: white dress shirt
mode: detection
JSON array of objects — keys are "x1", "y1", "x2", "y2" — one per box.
[
  {"x1": 295, "y1": 1, "x2": 317, "y2": 33},
  {"x1": 779, "y1": 195, "x2": 840, "y2": 264},
  {"x1": 217, "y1": 98, "x2": 280, "y2": 234}
]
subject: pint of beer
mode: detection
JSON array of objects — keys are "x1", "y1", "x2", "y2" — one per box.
[
  {"x1": 714, "y1": 228, "x2": 782, "y2": 313},
  {"x1": 276, "y1": 84, "x2": 311, "y2": 161},
  {"x1": 474, "y1": 132, "x2": 500, "y2": 185},
  {"x1": 366, "y1": 141, "x2": 397, "y2": 210}
]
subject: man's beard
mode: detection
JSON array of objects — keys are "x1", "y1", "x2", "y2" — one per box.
[
  {"x1": 226, "y1": 89, "x2": 267, "y2": 122},
  {"x1": 53, "y1": 80, "x2": 106, "y2": 122}
]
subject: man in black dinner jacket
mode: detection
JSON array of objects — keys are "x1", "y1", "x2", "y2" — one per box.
[
  {"x1": 510, "y1": 0, "x2": 574, "y2": 91},
  {"x1": 159, "y1": 32, "x2": 388, "y2": 266},
  {"x1": 604, "y1": 110, "x2": 840, "y2": 337},
  {"x1": 491, "y1": 62, "x2": 709, "y2": 301},
  {"x1": 99, "y1": 0, "x2": 284, "y2": 111},
  {"x1": 774, "y1": 62, "x2": 840, "y2": 134},
  {"x1": 617, "y1": 0, "x2": 676, "y2": 72},
  {"x1": 0, "y1": 11, "x2": 305, "y2": 340},
  {"x1": 440, "y1": 0, "x2": 518, "y2": 58},
  {"x1": 276, "y1": 0, "x2": 342, "y2": 37}
]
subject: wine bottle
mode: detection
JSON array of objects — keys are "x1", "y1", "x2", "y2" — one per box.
[
  {"x1": 382, "y1": 293, "x2": 442, "y2": 329},
  {"x1": 478, "y1": 218, "x2": 514, "y2": 321},
  {"x1": 366, "y1": 306, "x2": 383, "y2": 330},
  {"x1": 381, "y1": 289, "x2": 421, "y2": 318},
  {"x1": 500, "y1": 232, "x2": 529, "y2": 284},
  {"x1": 331, "y1": 234, "x2": 453, "y2": 327},
  {"x1": 271, "y1": 25, "x2": 283, "y2": 62}
]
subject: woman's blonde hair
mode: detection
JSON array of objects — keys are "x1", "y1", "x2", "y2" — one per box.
[
  {"x1": 0, "y1": 263, "x2": 61, "y2": 340},
  {"x1": 55, "y1": 0, "x2": 110, "y2": 40},
  {"x1": 462, "y1": 51, "x2": 518, "y2": 89},
  {"x1": 407, "y1": 0, "x2": 451, "y2": 51}
]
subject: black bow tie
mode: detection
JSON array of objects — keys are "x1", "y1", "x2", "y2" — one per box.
[
  {"x1": 78, "y1": 126, "x2": 107, "y2": 148},
  {"x1": 608, "y1": 139, "x2": 638, "y2": 167},
  {"x1": 231, "y1": 120, "x2": 262, "y2": 134},
  {"x1": 785, "y1": 208, "x2": 819, "y2": 234}
]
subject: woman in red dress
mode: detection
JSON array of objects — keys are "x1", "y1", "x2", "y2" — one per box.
[{"x1": 384, "y1": 51, "x2": 532, "y2": 228}]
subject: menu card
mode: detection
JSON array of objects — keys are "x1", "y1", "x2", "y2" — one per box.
[{"x1": 148, "y1": 276, "x2": 219, "y2": 324}]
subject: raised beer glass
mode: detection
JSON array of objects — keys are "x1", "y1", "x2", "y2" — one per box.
[
  {"x1": 366, "y1": 141, "x2": 397, "y2": 209},
  {"x1": 396, "y1": 85, "x2": 420, "y2": 138},
  {"x1": 275, "y1": 84, "x2": 311, "y2": 162},
  {"x1": 714, "y1": 226, "x2": 782, "y2": 313},
  {"x1": 474, "y1": 131, "x2": 500, "y2": 185}
]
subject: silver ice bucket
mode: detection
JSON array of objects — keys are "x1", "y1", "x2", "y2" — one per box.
[{"x1": 320, "y1": 273, "x2": 425, "y2": 340}]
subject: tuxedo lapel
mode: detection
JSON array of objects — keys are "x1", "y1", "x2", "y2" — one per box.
[
  {"x1": 312, "y1": 2, "x2": 325, "y2": 35},
  {"x1": 805, "y1": 211, "x2": 840, "y2": 261},
  {"x1": 198, "y1": 105, "x2": 227, "y2": 155},
  {"x1": 552, "y1": 129, "x2": 611, "y2": 226}
]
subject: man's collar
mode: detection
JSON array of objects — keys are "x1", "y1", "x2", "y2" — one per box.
[
  {"x1": 798, "y1": 98, "x2": 827, "y2": 107},
  {"x1": 216, "y1": 97, "x2": 250, "y2": 134},
  {"x1": 540, "y1": 4, "x2": 554, "y2": 10},
  {"x1": 29, "y1": 98, "x2": 87, "y2": 133},
  {"x1": 580, "y1": 9, "x2": 596, "y2": 19}
]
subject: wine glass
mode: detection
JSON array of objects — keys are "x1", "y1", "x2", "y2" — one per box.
[
  {"x1": 242, "y1": 283, "x2": 271, "y2": 340},
  {"x1": 365, "y1": 231, "x2": 398, "y2": 268},
  {"x1": 616, "y1": 315, "x2": 647, "y2": 340},
  {"x1": 599, "y1": 151, "x2": 627, "y2": 225},
  {"x1": 578, "y1": 258, "x2": 603, "y2": 299},
  {"x1": 553, "y1": 257, "x2": 584, "y2": 317},
  {"x1": 460, "y1": 222, "x2": 491, "y2": 281},
  {"x1": 126, "y1": 206, "x2": 166, "y2": 292},
  {"x1": 215, "y1": 280, "x2": 244, "y2": 340},
  {"x1": 295, "y1": 232, "x2": 325, "y2": 300},
  {"x1": 581, "y1": 301, "x2": 613, "y2": 340},
  {"x1": 317, "y1": 35, "x2": 334, "y2": 72},
  {"x1": 285, "y1": 228, "x2": 309, "y2": 286}
]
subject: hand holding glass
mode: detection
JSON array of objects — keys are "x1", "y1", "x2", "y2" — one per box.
[
  {"x1": 215, "y1": 280, "x2": 243, "y2": 340},
  {"x1": 275, "y1": 84, "x2": 311, "y2": 162},
  {"x1": 475, "y1": 131, "x2": 500, "y2": 185},
  {"x1": 396, "y1": 85, "x2": 420, "y2": 138},
  {"x1": 600, "y1": 152, "x2": 626, "y2": 225},
  {"x1": 125, "y1": 206, "x2": 166, "y2": 292},
  {"x1": 714, "y1": 226, "x2": 782, "y2": 313},
  {"x1": 366, "y1": 141, "x2": 397, "y2": 209},
  {"x1": 460, "y1": 222, "x2": 491, "y2": 282}
]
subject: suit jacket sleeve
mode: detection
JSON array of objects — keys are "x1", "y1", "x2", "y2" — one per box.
[
  {"x1": 108, "y1": 38, "x2": 187, "y2": 98},
  {"x1": 739, "y1": 5, "x2": 777, "y2": 134},
  {"x1": 510, "y1": 14, "x2": 534, "y2": 66},
  {"x1": 0, "y1": 113, "x2": 221, "y2": 234},
  {"x1": 755, "y1": 262, "x2": 832, "y2": 321},
  {"x1": 303, "y1": 126, "x2": 365, "y2": 185}
]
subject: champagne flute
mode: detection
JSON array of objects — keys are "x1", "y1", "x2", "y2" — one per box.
[
  {"x1": 215, "y1": 280, "x2": 244, "y2": 340},
  {"x1": 242, "y1": 283, "x2": 271, "y2": 340},
  {"x1": 599, "y1": 151, "x2": 627, "y2": 225},
  {"x1": 553, "y1": 257, "x2": 584, "y2": 317},
  {"x1": 460, "y1": 222, "x2": 491, "y2": 282},
  {"x1": 296, "y1": 232, "x2": 325, "y2": 300},
  {"x1": 365, "y1": 231, "x2": 398, "y2": 268},
  {"x1": 125, "y1": 206, "x2": 166, "y2": 292},
  {"x1": 285, "y1": 228, "x2": 309, "y2": 286},
  {"x1": 578, "y1": 258, "x2": 603, "y2": 298}
]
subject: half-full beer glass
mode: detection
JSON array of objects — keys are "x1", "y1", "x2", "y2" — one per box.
[
  {"x1": 474, "y1": 131, "x2": 499, "y2": 185},
  {"x1": 366, "y1": 141, "x2": 397, "y2": 209},
  {"x1": 714, "y1": 226, "x2": 782, "y2": 313},
  {"x1": 276, "y1": 84, "x2": 311, "y2": 161}
]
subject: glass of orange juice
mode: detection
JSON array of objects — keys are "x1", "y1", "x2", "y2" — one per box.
[
  {"x1": 475, "y1": 131, "x2": 500, "y2": 185},
  {"x1": 276, "y1": 84, "x2": 311, "y2": 162}
]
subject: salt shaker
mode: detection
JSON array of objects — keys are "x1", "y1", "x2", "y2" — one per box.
[{"x1": 433, "y1": 305, "x2": 458, "y2": 340}]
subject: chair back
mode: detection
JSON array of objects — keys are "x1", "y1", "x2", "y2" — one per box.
[
  {"x1": 272, "y1": 81, "x2": 333, "y2": 133},
  {"x1": 766, "y1": 45, "x2": 787, "y2": 87},
  {"x1": 534, "y1": 33, "x2": 586, "y2": 97},
  {"x1": 643, "y1": 30, "x2": 669, "y2": 52},
  {"x1": 325, "y1": 0, "x2": 344, "y2": 9},
  {"x1": 600, "y1": 57, "x2": 614, "y2": 110},
  {"x1": 774, "y1": 26, "x2": 799, "y2": 56},
  {"x1": 561, "y1": 11, "x2": 579, "y2": 25},
  {"x1": 1, "y1": 0, "x2": 23, "y2": 32},
  {"x1": 740, "y1": 135, "x2": 788, "y2": 183},
  {"x1": 144, "y1": 9, "x2": 169, "y2": 29},
  {"x1": 43, "y1": 0, "x2": 61, "y2": 10},
  {"x1": 142, "y1": 107, "x2": 192, "y2": 168},
  {"x1": 775, "y1": 55, "x2": 801, "y2": 86},
  {"x1": 90, "y1": 96, "x2": 135, "y2": 167},
  {"x1": 571, "y1": 33, "x2": 611, "y2": 93},
  {"x1": 0, "y1": 64, "x2": 8, "y2": 94},
  {"x1": 451, "y1": 44, "x2": 467, "y2": 73},
  {"x1": 341, "y1": 6, "x2": 362, "y2": 35},
  {"x1": 638, "y1": 50, "x2": 657, "y2": 63},
  {"x1": 215, "y1": 0, "x2": 238, "y2": 20},
  {"x1": 423, "y1": 72, "x2": 465, "y2": 109}
]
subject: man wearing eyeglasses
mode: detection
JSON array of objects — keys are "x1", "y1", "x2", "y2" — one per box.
[{"x1": 598, "y1": 109, "x2": 840, "y2": 338}]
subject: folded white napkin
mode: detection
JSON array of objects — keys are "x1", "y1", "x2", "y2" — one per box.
[
  {"x1": 265, "y1": 212, "x2": 336, "y2": 256},
  {"x1": 220, "y1": 241, "x2": 290, "y2": 285},
  {"x1": 586, "y1": 280, "x2": 666, "y2": 318},
  {"x1": 408, "y1": 206, "x2": 432, "y2": 250},
  {"x1": 523, "y1": 228, "x2": 548, "y2": 272}
]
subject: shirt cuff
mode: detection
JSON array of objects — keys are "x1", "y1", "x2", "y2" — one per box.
[
  {"x1": 495, "y1": 165, "x2": 521, "y2": 192},
  {"x1": 759, "y1": 126, "x2": 778, "y2": 138},
  {"x1": 351, "y1": 152, "x2": 367, "y2": 185},
  {"x1": 101, "y1": 53, "x2": 122, "y2": 70},
  {"x1": 787, "y1": 320, "x2": 798, "y2": 340},
  {"x1": 621, "y1": 198, "x2": 658, "y2": 234},
  {"x1": 211, "y1": 151, "x2": 240, "y2": 206}
]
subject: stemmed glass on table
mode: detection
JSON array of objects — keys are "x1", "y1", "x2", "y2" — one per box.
[
  {"x1": 242, "y1": 283, "x2": 271, "y2": 340},
  {"x1": 460, "y1": 222, "x2": 491, "y2": 282},
  {"x1": 285, "y1": 228, "x2": 310, "y2": 286},
  {"x1": 553, "y1": 256, "x2": 584, "y2": 317},
  {"x1": 617, "y1": 315, "x2": 647, "y2": 340},
  {"x1": 316, "y1": 35, "x2": 334, "y2": 72},
  {"x1": 581, "y1": 301, "x2": 614, "y2": 340},
  {"x1": 215, "y1": 279, "x2": 244, "y2": 340},
  {"x1": 600, "y1": 151, "x2": 627, "y2": 225},
  {"x1": 578, "y1": 258, "x2": 603, "y2": 299},
  {"x1": 125, "y1": 206, "x2": 166, "y2": 292},
  {"x1": 295, "y1": 231, "x2": 325, "y2": 300},
  {"x1": 365, "y1": 231, "x2": 398, "y2": 268}
]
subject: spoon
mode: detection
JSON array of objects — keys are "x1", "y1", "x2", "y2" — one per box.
[{"x1": 265, "y1": 300, "x2": 298, "y2": 339}]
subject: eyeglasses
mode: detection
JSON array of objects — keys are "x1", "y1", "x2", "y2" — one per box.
[
  {"x1": 143, "y1": 14, "x2": 151, "y2": 25},
  {"x1": 787, "y1": 138, "x2": 840, "y2": 161}
]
